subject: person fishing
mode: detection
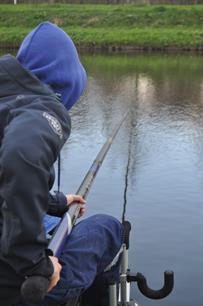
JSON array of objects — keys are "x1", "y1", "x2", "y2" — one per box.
[{"x1": 0, "y1": 22, "x2": 123, "y2": 306}]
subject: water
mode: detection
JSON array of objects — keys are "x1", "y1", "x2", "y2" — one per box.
[
  {"x1": 59, "y1": 53, "x2": 203, "y2": 306},
  {"x1": 1, "y1": 50, "x2": 203, "y2": 305}
]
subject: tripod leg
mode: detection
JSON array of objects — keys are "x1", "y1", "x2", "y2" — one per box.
[
  {"x1": 65, "y1": 297, "x2": 80, "y2": 306},
  {"x1": 109, "y1": 283, "x2": 118, "y2": 306}
]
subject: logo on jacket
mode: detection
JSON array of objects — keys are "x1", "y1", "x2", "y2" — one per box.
[{"x1": 43, "y1": 112, "x2": 63, "y2": 139}]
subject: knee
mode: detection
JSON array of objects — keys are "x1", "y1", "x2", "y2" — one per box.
[
  {"x1": 84, "y1": 214, "x2": 124, "y2": 245},
  {"x1": 88, "y1": 214, "x2": 122, "y2": 230}
]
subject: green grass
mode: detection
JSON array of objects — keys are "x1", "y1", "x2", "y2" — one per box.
[
  {"x1": 81, "y1": 53, "x2": 203, "y2": 82},
  {"x1": 0, "y1": 4, "x2": 203, "y2": 50}
]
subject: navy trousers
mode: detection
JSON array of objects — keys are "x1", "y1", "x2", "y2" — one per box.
[{"x1": 25, "y1": 214, "x2": 123, "y2": 306}]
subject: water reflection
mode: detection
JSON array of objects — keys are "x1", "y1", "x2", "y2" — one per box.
[{"x1": 65, "y1": 54, "x2": 203, "y2": 306}]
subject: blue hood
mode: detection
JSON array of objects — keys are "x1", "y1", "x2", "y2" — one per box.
[{"x1": 17, "y1": 22, "x2": 87, "y2": 110}]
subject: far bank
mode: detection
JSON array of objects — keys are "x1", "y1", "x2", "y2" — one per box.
[{"x1": 0, "y1": 4, "x2": 203, "y2": 52}]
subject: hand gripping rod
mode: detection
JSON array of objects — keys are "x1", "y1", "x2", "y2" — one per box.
[{"x1": 21, "y1": 112, "x2": 128, "y2": 304}]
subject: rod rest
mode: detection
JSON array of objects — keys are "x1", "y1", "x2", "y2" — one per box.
[
  {"x1": 127, "y1": 270, "x2": 174, "y2": 300},
  {"x1": 122, "y1": 221, "x2": 131, "y2": 250}
]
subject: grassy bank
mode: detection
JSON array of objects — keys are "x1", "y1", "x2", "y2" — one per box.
[{"x1": 0, "y1": 4, "x2": 203, "y2": 51}]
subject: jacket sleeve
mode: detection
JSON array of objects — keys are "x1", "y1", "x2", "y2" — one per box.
[
  {"x1": 0, "y1": 97, "x2": 71, "y2": 278},
  {"x1": 48, "y1": 191, "x2": 68, "y2": 217}
]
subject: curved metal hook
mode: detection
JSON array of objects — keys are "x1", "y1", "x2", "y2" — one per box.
[{"x1": 136, "y1": 270, "x2": 174, "y2": 300}]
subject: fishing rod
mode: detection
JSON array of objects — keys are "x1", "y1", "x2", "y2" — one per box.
[{"x1": 21, "y1": 111, "x2": 129, "y2": 304}]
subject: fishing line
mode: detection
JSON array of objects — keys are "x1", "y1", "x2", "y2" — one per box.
[
  {"x1": 57, "y1": 153, "x2": 61, "y2": 192},
  {"x1": 122, "y1": 113, "x2": 134, "y2": 224}
]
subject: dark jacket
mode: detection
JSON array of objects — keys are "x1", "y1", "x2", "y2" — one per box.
[{"x1": 0, "y1": 54, "x2": 71, "y2": 304}]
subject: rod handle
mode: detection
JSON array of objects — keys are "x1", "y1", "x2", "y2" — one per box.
[
  {"x1": 21, "y1": 275, "x2": 50, "y2": 304},
  {"x1": 136, "y1": 270, "x2": 174, "y2": 300}
]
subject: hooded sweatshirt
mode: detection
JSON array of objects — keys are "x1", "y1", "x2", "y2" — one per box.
[
  {"x1": 16, "y1": 21, "x2": 87, "y2": 235},
  {"x1": 0, "y1": 22, "x2": 86, "y2": 305},
  {"x1": 17, "y1": 21, "x2": 87, "y2": 110}
]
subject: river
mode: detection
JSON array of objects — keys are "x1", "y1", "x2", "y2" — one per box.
[
  {"x1": 1, "y1": 50, "x2": 203, "y2": 306},
  {"x1": 63, "y1": 53, "x2": 203, "y2": 306}
]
